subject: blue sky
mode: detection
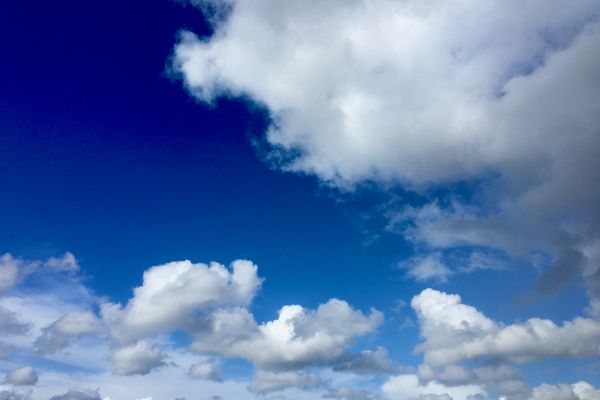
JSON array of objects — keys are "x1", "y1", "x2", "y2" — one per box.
[{"x1": 1, "y1": 1, "x2": 600, "y2": 399}]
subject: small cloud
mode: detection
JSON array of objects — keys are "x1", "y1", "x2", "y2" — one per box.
[
  {"x1": 400, "y1": 254, "x2": 452, "y2": 283},
  {"x1": 188, "y1": 361, "x2": 223, "y2": 382},
  {"x1": 5, "y1": 366, "x2": 38, "y2": 386}
]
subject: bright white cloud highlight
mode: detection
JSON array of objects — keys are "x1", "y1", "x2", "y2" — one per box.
[
  {"x1": 101, "y1": 259, "x2": 263, "y2": 343},
  {"x1": 192, "y1": 299, "x2": 383, "y2": 370},
  {"x1": 412, "y1": 289, "x2": 600, "y2": 367}
]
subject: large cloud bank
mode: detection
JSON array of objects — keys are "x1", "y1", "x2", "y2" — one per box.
[{"x1": 174, "y1": 0, "x2": 600, "y2": 308}]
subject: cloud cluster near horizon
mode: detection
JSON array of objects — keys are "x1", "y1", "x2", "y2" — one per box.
[
  {"x1": 174, "y1": 0, "x2": 600, "y2": 312},
  {"x1": 2, "y1": 252, "x2": 600, "y2": 399}
]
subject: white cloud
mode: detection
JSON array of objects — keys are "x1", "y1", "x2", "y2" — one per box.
[
  {"x1": 401, "y1": 254, "x2": 452, "y2": 283},
  {"x1": 0, "y1": 253, "x2": 47, "y2": 295},
  {"x1": 247, "y1": 370, "x2": 323, "y2": 394},
  {"x1": 192, "y1": 299, "x2": 383, "y2": 370},
  {"x1": 0, "y1": 390, "x2": 31, "y2": 400},
  {"x1": 412, "y1": 289, "x2": 600, "y2": 367},
  {"x1": 529, "y1": 381, "x2": 600, "y2": 400},
  {"x1": 48, "y1": 388, "x2": 102, "y2": 400},
  {"x1": 34, "y1": 311, "x2": 102, "y2": 354},
  {"x1": 0, "y1": 306, "x2": 30, "y2": 335},
  {"x1": 332, "y1": 347, "x2": 396, "y2": 375},
  {"x1": 174, "y1": 0, "x2": 599, "y2": 191},
  {"x1": 0, "y1": 254, "x2": 20, "y2": 294},
  {"x1": 45, "y1": 253, "x2": 80, "y2": 273},
  {"x1": 418, "y1": 364, "x2": 528, "y2": 398},
  {"x1": 110, "y1": 341, "x2": 166, "y2": 376},
  {"x1": 0, "y1": 253, "x2": 82, "y2": 295},
  {"x1": 4, "y1": 367, "x2": 38, "y2": 386},
  {"x1": 174, "y1": 0, "x2": 600, "y2": 316},
  {"x1": 381, "y1": 374, "x2": 484, "y2": 400},
  {"x1": 188, "y1": 361, "x2": 223, "y2": 382},
  {"x1": 101, "y1": 259, "x2": 263, "y2": 343},
  {"x1": 322, "y1": 387, "x2": 378, "y2": 400}
]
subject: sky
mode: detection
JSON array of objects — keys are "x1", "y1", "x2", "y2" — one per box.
[{"x1": 1, "y1": 0, "x2": 600, "y2": 399}]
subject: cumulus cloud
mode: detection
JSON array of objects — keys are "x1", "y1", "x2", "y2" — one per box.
[
  {"x1": 48, "y1": 389, "x2": 102, "y2": 400},
  {"x1": 418, "y1": 364, "x2": 528, "y2": 398},
  {"x1": 174, "y1": 0, "x2": 600, "y2": 315},
  {"x1": 0, "y1": 252, "x2": 81, "y2": 294},
  {"x1": 409, "y1": 395, "x2": 452, "y2": 400},
  {"x1": 528, "y1": 381, "x2": 600, "y2": 400},
  {"x1": 381, "y1": 374, "x2": 484, "y2": 400},
  {"x1": 45, "y1": 252, "x2": 80, "y2": 273},
  {"x1": 0, "y1": 253, "x2": 31, "y2": 293},
  {"x1": 34, "y1": 310, "x2": 102, "y2": 354},
  {"x1": 110, "y1": 341, "x2": 166, "y2": 376},
  {"x1": 188, "y1": 361, "x2": 223, "y2": 382},
  {"x1": 323, "y1": 387, "x2": 379, "y2": 400},
  {"x1": 331, "y1": 346, "x2": 396, "y2": 375},
  {"x1": 401, "y1": 254, "x2": 452, "y2": 283},
  {"x1": 191, "y1": 299, "x2": 383, "y2": 370},
  {"x1": 412, "y1": 289, "x2": 600, "y2": 367},
  {"x1": 4, "y1": 366, "x2": 38, "y2": 386},
  {"x1": 0, "y1": 306, "x2": 30, "y2": 335},
  {"x1": 101, "y1": 259, "x2": 263, "y2": 343},
  {"x1": 174, "y1": 0, "x2": 598, "y2": 183},
  {"x1": 247, "y1": 370, "x2": 323, "y2": 394},
  {"x1": 0, "y1": 390, "x2": 30, "y2": 400}
]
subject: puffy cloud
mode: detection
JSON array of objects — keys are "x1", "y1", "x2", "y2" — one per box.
[
  {"x1": 0, "y1": 254, "x2": 29, "y2": 293},
  {"x1": 0, "y1": 252, "x2": 81, "y2": 295},
  {"x1": 45, "y1": 252, "x2": 80, "y2": 273},
  {"x1": 175, "y1": 0, "x2": 599, "y2": 184},
  {"x1": 409, "y1": 395, "x2": 452, "y2": 400},
  {"x1": 110, "y1": 341, "x2": 166, "y2": 376},
  {"x1": 381, "y1": 374, "x2": 484, "y2": 400},
  {"x1": 0, "y1": 306, "x2": 30, "y2": 335},
  {"x1": 34, "y1": 310, "x2": 102, "y2": 354},
  {"x1": 412, "y1": 289, "x2": 600, "y2": 367},
  {"x1": 49, "y1": 389, "x2": 102, "y2": 400},
  {"x1": 188, "y1": 361, "x2": 223, "y2": 382},
  {"x1": 528, "y1": 381, "x2": 600, "y2": 400},
  {"x1": 418, "y1": 364, "x2": 528, "y2": 398},
  {"x1": 247, "y1": 370, "x2": 323, "y2": 394},
  {"x1": 174, "y1": 0, "x2": 600, "y2": 317},
  {"x1": 332, "y1": 346, "x2": 396, "y2": 375},
  {"x1": 0, "y1": 390, "x2": 30, "y2": 400},
  {"x1": 401, "y1": 254, "x2": 452, "y2": 283},
  {"x1": 4, "y1": 366, "x2": 38, "y2": 386},
  {"x1": 101, "y1": 259, "x2": 263, "y2": 343},
  {"x1": 323, "y1": 387, "x2": 379, "y2": 400},
  {"x1": 192, "y1": 299, "x2": 383, "y2": 370}
]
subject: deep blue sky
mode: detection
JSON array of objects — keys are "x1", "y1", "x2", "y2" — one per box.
[
  {"x1": 1, "y1": 0, "x2": 596, "y2": 392},
  {"x1": 0, "y1": 0, "x2": 414, "y2": 325}
]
